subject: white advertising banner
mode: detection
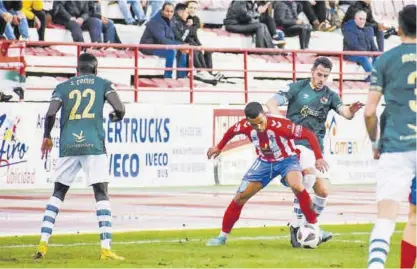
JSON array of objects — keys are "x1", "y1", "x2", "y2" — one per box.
[
  {"x1": 0, "y1": 103, "x2": 214, "y2": 189},
  {"x1": 323, "y1": 109, "x2": 381, "y2": 184}
]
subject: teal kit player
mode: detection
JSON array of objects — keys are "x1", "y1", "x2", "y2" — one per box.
[
  {"x1": 364, "y1": 5, "x2": 416, "y2": 268},
  {"x1": 266, "y1": 57, "x2": 363, "y2": 247},
  {"x1": 33, "y1": 53, "x2": 126, "y2": 261}
]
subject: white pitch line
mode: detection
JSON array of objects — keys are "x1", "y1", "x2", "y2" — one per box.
[{"x1": 0, "y1": 231, "x2": 401, "y2": 249}]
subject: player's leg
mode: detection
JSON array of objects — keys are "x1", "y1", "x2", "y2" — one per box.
[
  {"x1": 206, "y1": 159, "x2": 270, "y2": 246},
  {"x1": 285, "y1": 170, "x2": 318, "y2": 226},
  {"x1": 312, "y1": 177, "x2": 333, "y2": 244},
  {"x1": 400, "y1": 177, "x2": 416, "y2": 268},
  {"x1": 368, "y1": 152, "x2": 415, "y2": 269},
  {"x1": 82, "y1": 155, "x2": 124, "y2": 260},
  {"x1": 33, "y1": 157, "x2": 81, "y2": 259}
]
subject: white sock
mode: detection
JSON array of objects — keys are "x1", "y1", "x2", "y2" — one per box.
[
  {"x1": 219, "y1": 231, "x2": 229, "y2": 238},
  {"x1": 291, "y1": 197, "x2": 304, "y2": 227},
  {"x1": 96, "y1": 200, "x2": 112, "y2": 249},
  {"x1": 40, "y1": 196, "x2": 63, "y2": 243},
  {"x1": 313, "y1": 195, "x2": 327, "y2": 217},
  {"x1": 368, "y1": 218, "x2": 396, "y2": 269}
]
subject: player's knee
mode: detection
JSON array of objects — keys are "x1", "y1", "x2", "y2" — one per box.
[
  {"x1": 313, "y1": 180, "x2": 329, "y2": 198},
  {"x1": 92, "y1": 183, "x2": 109, "y2": 202},
  {"x1": 52, "y1": 182, "x2": 69, "y2": 201}
]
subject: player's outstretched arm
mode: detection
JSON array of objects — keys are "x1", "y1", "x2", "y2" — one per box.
[
  {"x1": 338, "y1": 101, "x2": 364, "y2": 120},
  {"x1": 42, "y1": 100, "x2": 62, "y2": 159},
  {"x1": 106, "y1": 92, "x2": 125, "y2": 122},
  {"x1": 278, "y1": 118, "x2": 328, "y2": 172},
  {"x1": 207, "y1": 121, "x2": 243, "y2": 159}
]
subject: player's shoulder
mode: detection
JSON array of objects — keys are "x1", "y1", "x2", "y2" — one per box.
[
  {"x1": 233, "y1": 118, "x2": 251, "y2": 132},
  {"x1": 377, "y1": 44, "x2": 412, "y2": 64},
  {"x1": 289, "y1": 79, "x2": 309, "y2": 89},
  {"x1": 267, "y1": 115, "x2": 292, "y2": 129}
]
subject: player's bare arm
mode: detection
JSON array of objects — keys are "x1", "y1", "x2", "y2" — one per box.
[
  {"x1": 265, "y1": 92, "x2": 287, "y2": 115},
  {"x1": 106, "y1": 91, "x2": 126, "y2": 122},
  {"x1": 41, "y1": 99, "x2": 62, "y2": 160},
  {"x1": 364, "y1": 90, "x2": 383, "y2": 159},
  {"x1": 337, "y1": 101, "x2": 364, "y2": 120}
]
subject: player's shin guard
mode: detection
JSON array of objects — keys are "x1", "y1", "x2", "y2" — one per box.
[
  {"x1": 221, "y1": 200, "x2": 243, "y2": 236},
  {"x1": 96, "y1": 200, "x2": 112, "y2": 249},
  {"x1": 401, "y1": 240, "x2": 416, "y2": 268},
  {"x1": 368, "y1": 218, "x2": 396, "y2": 269},
  {"x1": 312, "y1": 195, "x2": 327, "y2": 217},
  {"x1": 295, "y1": 190, "x2": 317, "y2": 224},
  {"x1": 40, "y1": 196, "x2": 63, "y2": 243}
]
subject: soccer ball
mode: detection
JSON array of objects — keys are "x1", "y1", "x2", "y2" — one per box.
[{"x1": 296, "y1": 223, "x2": 320, "y2": 249}]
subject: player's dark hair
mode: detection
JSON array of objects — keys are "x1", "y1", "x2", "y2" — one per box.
[
  {"x1": 175, "y1": 3, "x2": 187, "y2": 13},
  {"x1": 162, "y1": 2, "x2": 174, "y2": 11},
  {"x1": 77, "y1": 53, "x2": 98, "y2": 75},
  {"x1": 244, "y1": 102, "x2": 264, "y2": 119},
  {"x1": 399, "y1": 5, "x2": 416, "y2": 37},
  {"x1": 312, "y1": 57, "x2": 333, "y2": 71}
]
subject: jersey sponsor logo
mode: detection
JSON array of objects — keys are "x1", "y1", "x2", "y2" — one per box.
[
  {"x1": 302, "y1": 93, "x2": 309, "y2": 99},
  {"x1": 72, "y1": 131, "x2": 86, "y2": 143},
  {"x1": 300, "y1": 105, "x2": 321, "y2": 118}
]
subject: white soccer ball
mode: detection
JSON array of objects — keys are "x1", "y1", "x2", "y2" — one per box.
[{"x1": 296, "y1": 223, "x2": 320, "y2": 249}]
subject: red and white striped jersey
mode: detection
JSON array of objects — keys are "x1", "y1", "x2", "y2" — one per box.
[{"x1": 216, "y1": 116, "x2": 323, "y2": 162}]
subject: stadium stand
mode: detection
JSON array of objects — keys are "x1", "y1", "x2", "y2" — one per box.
[{"x1": 0, "y1": 0, "x2": 410, "y2": 104}]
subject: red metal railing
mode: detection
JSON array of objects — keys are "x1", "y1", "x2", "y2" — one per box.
[{"x1": 1, "y1": 40, "x2": 383, "y2": 103}]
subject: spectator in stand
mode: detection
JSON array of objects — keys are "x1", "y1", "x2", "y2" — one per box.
[
  {"x1": 89, "y1": 0, "x2": 122, "y2": 44},
  {"x1": 118, "y1": 0, "x2": 146, "y2": 25},
  {"x1": 172, "y1": 3, "x2": 216, "y2": 82},
  {"x1": 0, "y1": 0, "x2": 30, "y2": 40},
  {"x1": 342, "y1": 9, "x2": 378, "y2": 82},
  {"x1": 140, "y1": 2, "x2": 187, "y2": 79},
  {"x1": 342, "y1": 0, "x2": 390, "y2": 52},
  {"x1": 223, "y1": 1, "x2": 284, "y2": 49},
  {"x1": 52, "y1": 1, "x2": 102, "y2": 43},
  {"x1": 185, "y1": 1, "x2": 224, "y2": 80},
  {"x1": 298, "y1": 0, "x2": 336, "y2": 31},
  {"x1": 273, "y1": 1, "x2": 312, "y2": 49},
  {"x1": 22, "y1": 0, "x2": 46, "y2": 41}
]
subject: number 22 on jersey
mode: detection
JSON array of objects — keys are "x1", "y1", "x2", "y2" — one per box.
[{"x1": 69, "y1": 89, "x2": 96, "y2": 120}]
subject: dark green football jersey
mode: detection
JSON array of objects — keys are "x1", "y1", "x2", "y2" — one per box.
[
  {"x1": 370, "y1": 43, "x2": 417, "y2": 153},
  {"x1": 281, "y1": 79, "x2": 343, "y2": 150},
  {"x1": 51, "y1": 74, "x2": 115, "y2": 157}
]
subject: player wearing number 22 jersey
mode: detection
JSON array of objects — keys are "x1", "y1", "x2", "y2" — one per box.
[
  {"x1": 206, "y1": 102, "x2": 328, "y2": 246},
  {"x1": 33, "y1": 53, "x2": 125, "y2": 261}
]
